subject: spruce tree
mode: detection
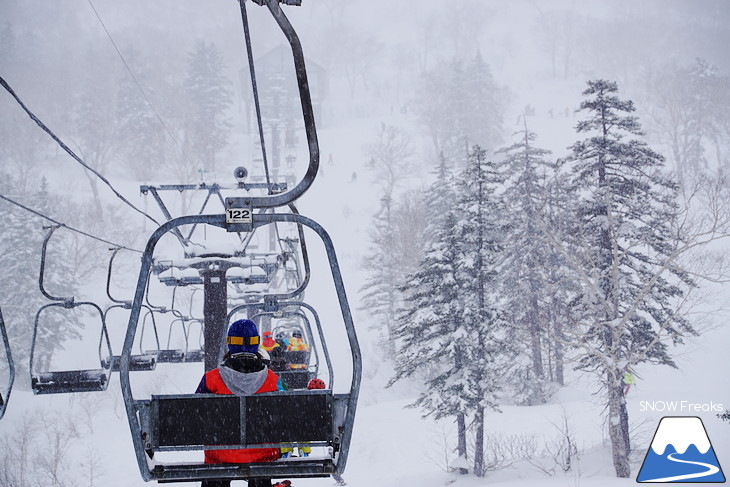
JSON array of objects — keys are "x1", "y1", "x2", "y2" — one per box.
[
  {"x1": 497, "y1": 126, "x2": 556, "y2": 404},
  {"x1": 452, "y1": 146, "x2": 510, "y2": 477},
  {"x1": 391, "y1": 206, "x2": 469, "y2": 471},
  {"x1": 561, "y1": 80, "x2": 693, "y2": 477},
  {"x1": 391, "y1": 146, "x2": 510, "y2": 477},
  {"x1": 180, "y1": 39, "x2": 232, "y2": 181},
  {"x1": 115, "y1": 48, "x2": 167, "y2": 181},
  {"x1": 415, "y1": 54, "x2": 506, "y2": 163},
  {"x1": 0, "y1": 176, "x2": 82, "y2": 384}
]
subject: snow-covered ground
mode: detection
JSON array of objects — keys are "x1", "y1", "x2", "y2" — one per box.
[{"x1": 1, "y1": 109, "x2": 728, "y2": 486}]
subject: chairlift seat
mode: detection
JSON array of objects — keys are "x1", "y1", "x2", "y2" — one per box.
[
  {"x1": 184, "y1": 349, "x2": 205, "y2": 362},
  {"x1": 228, "y1": 275, "x2": 271, "y2": 285},
  {"x1": 279, "y1": 370, "x2": 312, "y2": 389},
  {"x1": 137, "y1": 391, "x2": 342, "y2": 482},
  {"x1": 32, "y1": 369, "x2": 109, "y2": 394},
  {"x1": 157, "y1": 349, "x2": 186, "y2": 363},
  {"x1": 283, "y1": 350, "x2": 310, "y2": 365},
  {"x1": 105, "y1": 353, "x2": 158, "y2": 372}
]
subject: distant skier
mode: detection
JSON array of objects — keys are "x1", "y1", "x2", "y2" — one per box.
[
  {"x1": 195, "y1": 319, "x2": 287, "y2": 487},
  {"x1": 262, "y1": 330, "x2": 286, "y2": 372},
  {"x1": 286, "y1": 331, "x2": 310, "y2": 369},
  {"x1": 623, "y1": 371, "x2": 636, "y2": 396}
]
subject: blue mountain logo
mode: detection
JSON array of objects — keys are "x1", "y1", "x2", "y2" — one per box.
[{"x1": 637, "y1": 416, "x2": 725, "y2": 483}]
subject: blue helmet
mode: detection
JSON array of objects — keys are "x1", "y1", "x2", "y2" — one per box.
[{"x1": 226, "y1": 319, "x2": 260, "y2": 354}]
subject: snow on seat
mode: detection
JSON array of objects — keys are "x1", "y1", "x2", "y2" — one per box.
[{"x1": 32, "y1": 369, "x2": 109, "y2": 394}]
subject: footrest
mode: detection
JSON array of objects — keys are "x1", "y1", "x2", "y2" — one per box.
[
  {"x1": 32, "y1": 369, "x2": 109, "y2": 394},
  {"x1": 151, "y1": 458, "x2": 335, "y2": 482}
]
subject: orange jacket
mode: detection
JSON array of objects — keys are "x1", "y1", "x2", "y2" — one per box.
[
  {"x1": 202, "y1": 368, "x2": 280, "y2": 464},
  {"x1": 286, "y1": 337, "x2": 309, "y2": 351}
]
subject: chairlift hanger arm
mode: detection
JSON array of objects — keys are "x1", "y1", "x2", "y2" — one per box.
[
  {"x1": 106, "y1": 247, "x2": 131, "y2": 305},
  {"x1": 0, "y1": 308, "x2": 14, "y2": 420},
  {"x1": 237, "y1": 0, "x2": 319, "y2": 208},
  {"x1": 38, "y1": 225, "x2": 73, "y2": 303}
]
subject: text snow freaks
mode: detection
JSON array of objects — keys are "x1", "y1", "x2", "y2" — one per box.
[{"x1": 639, "y1": 401, "x2": 724, "y2": 413}]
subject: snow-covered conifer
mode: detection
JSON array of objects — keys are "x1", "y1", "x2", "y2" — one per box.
[
  {"x1": 180, "y1": 40, "x2": 232, "y2": 181},
  {"x1": 497, "y1": 125, "x2": 559, "y2": 404},
  {"x1": 560, "y1": 79, "x2": 693, "y2": 477},
  {"x1": 392, "y1": 146, "x2": 511, "y2": 477}
]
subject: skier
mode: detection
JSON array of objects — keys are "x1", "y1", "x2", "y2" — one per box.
[
  {"x1": 623, "y1": 371, "x2": 636, "y2": 396},
  {"x1": 262, "y1": 330, "x2": 286, "y2": 372},
  {"x1": 275, "y1": 331, "x2": 290, "y2": 349},
  {"x1": 195, "y1": 319, "x2": 288, "y2": 487},
  {"x1": 286, "y1": 331, "x2": 310, "y2": 369}
]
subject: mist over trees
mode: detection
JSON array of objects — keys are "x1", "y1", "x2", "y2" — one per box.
[{"x1": 365, "y1": 78, "x2": 730, "y2": 477}]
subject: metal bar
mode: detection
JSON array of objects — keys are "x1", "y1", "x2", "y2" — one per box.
[
  {"x1": 202, "y1": 268, "x2": 228, "y2": 372},
  {"x1": 105, "y1": 248, "x2": 130, "y2": 304},
  {"x1": 239, "y1": 0, "x2": 273, "y2": 192},
  {"x1": 185, "y1": 185, "x2": 220, "y2": 241},
  {"x1": 38, "y1": 225, "x2": 73, "y2": 302},
  {"x1": 0, "y1": 308, "x2": 14, "y2": 420},
  {"x1": 148, "y1": 187, "x2": 189, "y2": 247},
  {"x1": 265, "y1": 203, "x2": 310, "y2": 300},
  {"x1": 232, "y1": 0, "x2": 320, "y2": 209}
]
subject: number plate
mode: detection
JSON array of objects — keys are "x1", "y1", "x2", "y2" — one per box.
[{"x1": 226, "y1": 208, "x2": 253, "y2": 224}]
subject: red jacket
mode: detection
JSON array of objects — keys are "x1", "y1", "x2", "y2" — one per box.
[{"x1": 202, "y1": 367, "x2": 280, "y2": 464}]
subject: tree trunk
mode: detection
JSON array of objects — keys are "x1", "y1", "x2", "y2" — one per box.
[
  {"x1": 553, "y1": 316, "x2": 565, "y2": 386},
  {"x1": 473, "y1": 408, "x2": 486, "y2": 477},
  {"x1": 528, "y1": 294, "x2": 545, "y2": 402},
  {"x1": 457, "y1": 412, "x2": 468, "y2": 475},
  {"x1": 608, "y1": 383, "x2": 631, "y2": 477}
]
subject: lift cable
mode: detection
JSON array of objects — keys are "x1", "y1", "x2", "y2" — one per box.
[
  {"x1": 85, "y1": 0, "x2": 204, "y2": 176},
  {"x1": 239, "y1": 0, "x2": 273, "y2": 193},
  {"x1": 0, "y1": 193, "x2": 143, "y2": 254},
  {"x1": 0, "y1": 75, "x2": 161, "y2": 227}
]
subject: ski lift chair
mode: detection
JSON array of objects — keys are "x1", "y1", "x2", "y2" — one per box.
[
  {"x1": 119, "y1": 212, "x2": 359, "y2": 483},
  {"x1": 263, "y1": 312, "x2": 319, "y2": 390},
  {"x1": 103, "y1": 305, "x2": 159, "y2": 372},
  {"x1": 154, "y1": 314, "x2": 189, "y2": 364},
  {"x1": 103, "y1": 248, "x2": 159, "y2": 371},
  {"x1": 0, "y1": 307, "x2": 15, "y2": 419}
]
